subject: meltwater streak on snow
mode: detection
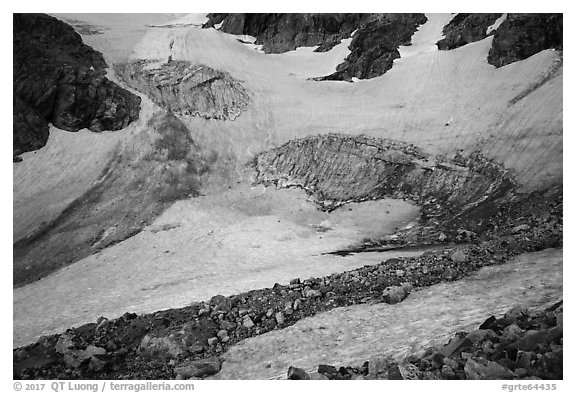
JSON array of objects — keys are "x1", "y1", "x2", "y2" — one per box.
[
  {"x1": 397, "y1": 13, "x2": 455, "y2": 60},
  {"x1": 211, "y1": 248, "x2": 562, "y2": 380},
  {"x1": 487, "y1": 14, "x2": 507, "y2": 34}
]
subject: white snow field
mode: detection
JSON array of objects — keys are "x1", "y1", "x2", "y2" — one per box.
[{"x1": 14, "y1": 14, "x2": 562, "y2": 347}]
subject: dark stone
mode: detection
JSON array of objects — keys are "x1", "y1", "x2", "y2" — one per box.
[
  {"x1": 479, "y1": 316, "x2": 497, "y2": 330},
  {"x1": 287, "y1": 366, "x2": 310, "y2": 380},
  {"x1": 318, "y1": 364, "x2": 338, "y2": 377},
  {"x1": 13, "y1": 14, "x2": 140, "y2": 155},
  {"x1": 338, "y1": 366, "x2": 352, "y2": 378},
  {"x1": 438, "y1": 336, "x2": 473, "y2": 358},
  {"x1": 209, "y1": 295, "x2": 233, "y2": 312},
  {"x1": 388, "y1": 364, "x2": 404, "y2": 380}
]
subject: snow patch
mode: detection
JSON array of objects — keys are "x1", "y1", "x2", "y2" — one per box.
[
  {"x1": 487, "y1": 14, "x2": 507, "y2": 34},
  {"x1": 149, "y1": 13, "x2": 209, "y2": 28},
  {"x1": 397, "y1": 13, "x2": 456, "y2": 61}
]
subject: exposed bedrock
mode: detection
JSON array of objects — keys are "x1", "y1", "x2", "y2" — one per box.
[
  {"x1": 253, "y1": 134, "x2": 516, "y2": 222},
  {"x1": 205, "y1": 13, "x2": 427, "y2": 81},
  {"x1": 436, "y1": 13, "x2": 502, "y2": 50},
  {"x1": 320, "y1": 14, "x2": 428, "y2": 81},
  {"x1": 13, "y1": 13, "x2": 141, "y2": 156},
  {"x1": 116, "y1": 60, "x2": 250, "y2": 120},
  {"x1": 13, "y1": 113, "x2": 217, "y2": 287},
  {"x1": 435, "y1": 13, "x2": 563, "y2": 68},
  {"x1": 488, "y1": 14, "x2": 563, "y2": 68},
  {"x1": 204, "y1": 13, "x2": 367, "y2": 53}
]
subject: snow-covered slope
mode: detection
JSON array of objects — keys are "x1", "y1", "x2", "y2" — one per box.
[{"x1": 13, "y1": 13, "x2": 562, "y2": 347}]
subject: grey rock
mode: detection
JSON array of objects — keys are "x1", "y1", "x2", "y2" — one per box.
[
  {"x1": 467, "y1": 329, "x2": 497, "y2": 344},
  {"x1": 451, "y1": 250, "x2": 467, "y2": 263},
  {"x1": 464, "y1": 357, "x2": 515, "y2": 380},
  {"x1": 242, "y1": 315, "x2": 255, "y2": 328},
  {"x1": 501, "y1": 324, "x2": 525, "y2": 343},
  {"x1": 439, "y1": 336, "x2": 472, "y2": 358},
  {"x1": 209, "y1": 295, "x2": 233, "y2": 312},
  {"x1": 368, "y1": 355, "x2": 391, "y2": 376},
  {"x1": 305, "y1": 289, "x2": 322, "y2": 299},
  {"x1": 275, "y1": 312, "x2": 285, "y2": 326},
  {"x1": 293, "y1": 299, "x2": 302, "y2": 310},
  {"x1": 512, "y1": 224, "x2": 531, "y2": 233},
  {"x1": 174, "y1": 357, "x2": 221, "y2": 379}
]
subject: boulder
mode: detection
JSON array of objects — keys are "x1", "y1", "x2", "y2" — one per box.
[
  {"x1": 242, "y1": 315, "x2": 255, "y2": 328},
  {"x1": 287, "y1": 366, "x2": 310, "y2": 380},
  {"x1": 174, "y1": 357, "x2": 221, "y2": 379},
  {"x1": 451, "y1": 250, "x2": 467, "y2": 263},
  {"x1": 464, "y1": 357, "x2": 515, "y2": 379},
  {"x1": 438, "y1": 336, "x2": 472, "y2": 358}
]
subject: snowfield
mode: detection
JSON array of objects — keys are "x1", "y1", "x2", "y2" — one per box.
[{"x1": 14, "y1": 13, "x2": 562, "y2": 348}]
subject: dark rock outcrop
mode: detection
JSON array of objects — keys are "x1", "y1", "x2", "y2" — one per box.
[
  {"x1": 116, "y1": 60, "x2": 250, "y2": 120},
  {"x1": 436, "y1": 13, "x2": 502, "y2": 50},
  {"x1": 205, "y1": 13, "x2": 427, "y2": 80},
  {"x1": 488, "y1": 14, "x2": 563, "y2": 68},
  {"x1": 13, "y1": 13, "x2": 141, "y2": 156},
  {"x1": 321, "y1": 14, "x2": 428, "y2": 81},
  {"x1": 204, "y1": 13, "x2": 366, "y2": 53}
]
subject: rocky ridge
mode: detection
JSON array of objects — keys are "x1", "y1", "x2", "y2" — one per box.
[
  {"x1": 13, "y1": 186, "x2": 562, "y2": 379},
  {"x1": 204, "y1": 13, "x2": 366, "y2": 53},
  {"x1": 205, "y1": 13, "x2": 427, "y2": 81},
  {"x1": 488, "y1": 14, "x2": 563, "y2": 68},
  {"x1": 320, "y1": 14, "x2": 428, "y2": 81},
  {"x1": 436, "y1": 13, "x2": 502, "y2": 50},
  {"x1": 435, "y1": 13, "x2": 563, "y2": 69},
  {"x1": 115, "y1": 60, "x2": 250, "y2": 120},
  {"x1": 13, "y1": 13, "x2": 141, "y2": 157},
  {"x1": 288, "y1": 302, "x2": 563, "y2": 380}
]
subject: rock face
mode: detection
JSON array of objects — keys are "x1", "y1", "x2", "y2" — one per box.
[
  {"x1": 13, "y1": 13, "x2": 141, "y2": 156},
  {"x1": 321, "y1": 14, "x2": 428, "y2": 81},
  {"x1": 206, "y1": 13, "x2": 427, "y2": 80},
  {"x1": 488, "y1": 14, "x2": 563, "y2": 68},
  {"x1": 436, "y1": 13, "x2": 502, "y2": 50},
  {"x1": 253, "y1": 134, "x2": 515, "y2": 213},
  {"x1": 116, "y1": 60, "x2": 250, "y2": 120},
  {"x1": 205, "y1": 13, "x2": 366, "y2": 53}
]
